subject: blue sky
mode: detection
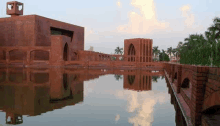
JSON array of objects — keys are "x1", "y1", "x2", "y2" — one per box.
[{"x1": 1, "y1": 0, "x2": 220, "y2": 54}]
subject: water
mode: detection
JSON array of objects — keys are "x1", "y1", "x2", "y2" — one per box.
[{"x1": 0, "y1": 68, "x2": 182, "y2": 126}]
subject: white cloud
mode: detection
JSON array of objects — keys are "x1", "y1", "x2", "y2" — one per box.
[
  {"x1": 117, "y1": 0, "x2": 121, "y2": 8},
  {"x1": 117, "y1": 0, "x2": 169, "y2": 34},
  {"x1": 84, "y1": 80, "x2": 98, "y2": 96},
  {"x1": 115, "y1": 90, "x2": 169, "y2": 126},
  {"x1": 180, "y1": 5, "x2": 195, "y2": 27},
  {"x1": 115, "y1": 114, "x2": 120, "y2": 122}
]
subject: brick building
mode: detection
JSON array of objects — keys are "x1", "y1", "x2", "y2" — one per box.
[
  {"x1": 124, "y1": 38, "x2": 153, "y2": 63},
  {"x1": 0, "y1": 1, "x2": 84, "y2": 66}
]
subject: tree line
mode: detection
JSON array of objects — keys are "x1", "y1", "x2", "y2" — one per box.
[
  {"x1": 116, "y1": 16, "x2": 220, "y2": 67},
  {"x1": 153, "y1": 17, "x2": 220, "y2": 67}
]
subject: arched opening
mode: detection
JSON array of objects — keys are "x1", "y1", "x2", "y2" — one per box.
[
  {"x1": 128, "y1": 44, "x2": 136, "y2": 62},
  {"x1": 63, "y1": 73, "x2": 68, "y2": 90},
  {"x1": 202, "y1": 105, "x2": 220, "y2": 125},
  {"x1": 128, "y1": 75, "x2": 135, "y2": 85},
  {"x1": 63, "y1": 43, "x2": 68, "y2": 61},
  {"x1": 30, "y1": 50, "x2": 49, "y2": 60},
  {"x1": 9, "y1": 49, "x2": 27, "y2": 61},
  {"x1": 181, "y1": 78, "x2": 190, "y2": 88},
  {"x1": 0, "y1": 71, "x2": 6, "y2": 83},
  {"x1": 181, "y1": 78, "x2": 191, "y2": 98},
  {"x1": 174, "y1": 72, "x2": 177, "y2": 79},
  {"x1": 172, "y1": 72, "x2": 177, "y2": 82},
  {"x1": 30, "y1": 73, "x2": 49, "y2": 83},
  {"x1": 9, "y1": 72, "x2": 26, "y2": 83},
  {"x1": 0, "y1": 50, "x2": 6, "y2": 60}
]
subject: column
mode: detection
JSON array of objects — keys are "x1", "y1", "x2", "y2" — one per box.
[{"x1": 6, "y1": 50, "x2": 9, "y2": 64}]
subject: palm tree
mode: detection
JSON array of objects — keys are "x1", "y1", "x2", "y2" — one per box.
[
  {"x1": 160, "y1": 49, "x2": 167, "y2": 61},
  {"x1": 114, "y1": 75, "x2": 122, "y2": 81},
  {"x1": 207, "y1": 17, "x2": 220, "y2": 66},
  {"x1": 153, "y1": 46, "x2": 160, "y2": 61},
  {"x1": 177, "y1": 41, "x2": 183, "y2": 48},
  {"x1": 171, "y1": 48, "x2": 176, "y2": 60},
  {"x1": 115, "y1": 46, "x2": 123, "y2": 55},
  {"x1": 176, "y1": 42, "x2": 183, "y2": 61},
  {"x1": 155, "y1": 49, "x2": 160, "y2": 61},
  {"x1": 167, "y1": 47, "x2": 173, "y2": 59},
  {"x1": 152, "y1": 76, "x2": 160, "y2": 82},
  {"x1": 153, "y1": 46, "x2": 158, "y2": 58}
]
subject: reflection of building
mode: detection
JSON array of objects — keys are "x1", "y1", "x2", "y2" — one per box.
[
  {"x1": 123, "y1": 70, "x2": 152, "y2": 91},
  {"x1": 0, "y1": 68, "x2": 86, "y2": 125}
]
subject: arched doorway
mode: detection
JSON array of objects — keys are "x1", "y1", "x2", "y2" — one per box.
[
  {"x1": 63, "y1": 43, "x2": 68, "y2": 61},
  {"x1": 128, "y1": 75, "x2": 135, "y2": 85},
  {"x1": 128, "y1": 44, "x2": 136, "y2": 62},
  {"x1": 63, "y1": 73, "x2": 68, "y2": 90}
]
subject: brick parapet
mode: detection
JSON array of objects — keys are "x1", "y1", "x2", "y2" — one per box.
[
  {"x1": 190, "y1": 66, "x2": 209, "y2": 126},
  {"x1": 202, "y1": 67, "x2": 220, "y2": 113},
  {"x1": 164, "y1": 62, "x2": 218, "y2": 126},
  {"x1": 177, "y1": 64, "x2": 182, "y2": 93}
]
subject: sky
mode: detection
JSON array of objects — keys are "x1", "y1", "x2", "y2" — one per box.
[{"x1": 1, "y1": 0, "x2": 220, "y2": 54}]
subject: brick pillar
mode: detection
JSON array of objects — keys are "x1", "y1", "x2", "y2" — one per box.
[
  {"x1": 171, "y1": 64, "x2": 176, "y2": 82},
  {"x1": 26, "y1": 51, "x2": 30, "y2": 66},
  {"x1": 26, "y1": 68, "x2": 30, "y2": 83},
  {"x1": 191, "y1": 66, "x2": 209, "y2": 126},
  {"x1": 6, "y1": 51, "x2": 9, "y2": 64},
  {"x1": 177, "y1": 64, "x2": 182, "y2": 93},
  {"x1": 6, "y1": 67, "x2": 9, "y2": 82}
]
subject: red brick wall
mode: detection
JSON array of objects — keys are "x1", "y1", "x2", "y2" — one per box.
[
  {"x1": 124, "y1": 38, "x2": 152, "y2": 63},
  {"x1": 202, "y1": 67, "x2": 220, "y2": 112},
  {"x1": 0, "y1": 15, "x2": 35, "y2": 46},
  {"x1": 164, "y1": 62, "x2": 213, "y2": 126}
]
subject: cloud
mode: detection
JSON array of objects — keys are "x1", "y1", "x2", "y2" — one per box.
[
  {"x1": 115, "y1": 90, "x2": 169, "y2": 126},
  {"x1": 117, "y1": 0, "x2": 121, "y2": 8},
  {"x1": 115, "y1": 114, "x2": 120, "y2": 122},
  {"x1": 180, "y1": 5, "x2": 195, "y2": 27},
  {"x1": 84, "y1": 80, "x2": 98, "y2": 96},
  {"x1": 128, "y1": 98, "x2": 156, "y2": 126},
  {"x1": 117, "y1": 0, "x2": 169, "y2": 34}
]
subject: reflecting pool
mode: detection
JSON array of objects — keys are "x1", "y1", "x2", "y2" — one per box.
[{"x1": 0, "y1": 68, "x2": 185, "y2": 126}]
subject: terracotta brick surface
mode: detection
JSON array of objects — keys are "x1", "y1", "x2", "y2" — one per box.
[{"x1": 164, "y1": 62, "x2": 220, "y2": 126}]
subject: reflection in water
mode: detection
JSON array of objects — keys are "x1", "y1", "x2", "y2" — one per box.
[
  {"x1": 152, "y1": 76, "x2": 160, "y2": 82},
  {"x1": 165, "y1": 76, "x2": 188, "y2": 126},
  {"x1": 124, "y1": 73, "x2": 152, "y2": 91},
  {"x1": 0, "y1": 68, "x2": 187, "y2": 126},
  {"x1": 114, "y1": 70, "x2": 168, "y2": 126},
  {"x1": 0, "y1": 68, "x2": 85, "y2": 125},
  {"x1": 114, "y1": 74, "x2": 122, "y2": 81}
]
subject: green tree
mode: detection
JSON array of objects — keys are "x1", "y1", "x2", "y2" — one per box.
[
  {"x1": 159, "y1": 50, "x2": 170, "y2": 61},
  {"x1": 115, "y1": 46, "x2": 123, "y2": 55},
  {"x1": 152, "y1": 76, "x2": 160, "y2": 82},
  {"x1": 171, "y1": 48, "x2": 176, "y2": 60},
  {"x1": 114, "y1": 75, "x2": 122, "y2": 81},
  {"x1": 153, "y1": 46, "x2": 160, "y2": 61},
  {"x1": 167, "y1": 47, "x2": 172, "y2": 59}
]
